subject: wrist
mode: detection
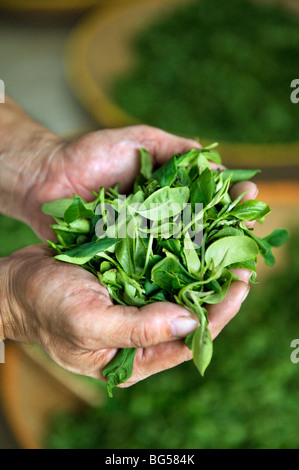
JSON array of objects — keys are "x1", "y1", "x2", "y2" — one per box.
[
  {"x1": 0, "y1": 98, "x2": 65, "y2": 226},
  {"x1": 0, "y1": 249, "x2": 38, "y2": 343}
]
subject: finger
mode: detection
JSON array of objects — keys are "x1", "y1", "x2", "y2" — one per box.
[
  {"x1": 229, "y1": 268, "x2": 253, "y2": 283},
  {"x1": 207, "y1": 280, "x2": 249, "y2": 339},
  {"x1": 229, "y1": 180, "x2": 259, "y2": 228},
  {"x1": 92, "y1": 301, "x2": 199, "y2": 349},
  {"x1": 133, "y1": 125, "x2": 202, "y2": 165},
  {"x1": 142, "y1": 127, "x2": 224, "y2": 170},
  {"x1": 229, "y1": 180, "x2": 258, "y2": 203}
]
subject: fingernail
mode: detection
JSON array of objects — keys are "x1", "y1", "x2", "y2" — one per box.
[
  {"x1": 252, "y1": 185, "x2": 259, "y2": 199},
  {"x1": 240, "y1": 269, "x2": 253, "y2": 284},
  {"x1": 230, "y1": 268, "x2": 252, "y2": 283},
  {"x1": 171, "y1": 316, "x2": 198, "y2": 338},
  {"x1": 241, "y1": 286, "x2": 250, "y2": 302}
]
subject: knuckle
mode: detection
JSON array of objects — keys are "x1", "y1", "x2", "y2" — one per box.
[{"x1": 129, "y1": 321, "x2": 152, "y2": 348}]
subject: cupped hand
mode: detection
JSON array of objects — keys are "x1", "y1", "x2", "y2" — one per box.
[
  {"x1": 3, "y1": 242, "x2": 251, "y2": 386},
  {"x1": 25, "y1": 125, "x2": 204, "y2": 241},
  {"x1": 17, "y1": 124, "x2": 258, "y2": 386}
]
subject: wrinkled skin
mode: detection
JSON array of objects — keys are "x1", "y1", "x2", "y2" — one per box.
[{"x1": 2, "y1": 124, "x2": 257, "y2": 386}]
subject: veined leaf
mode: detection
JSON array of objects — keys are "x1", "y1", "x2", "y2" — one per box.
[
  {"x1": 55, "y1": 238, "x2": 119, "y2": 265},
  {"x1": 102, "y1": 348, "x2": 136, "y2": 398},
  {"x1": 229, "y1": 200, "x2": 271, "y2": 221},
  {"x1": 205, "y1": 235, "x2": 259, "y2": 268},
  {"x1": 42, "y1": 198, "x2": 73, "y2": 219},
  {"x1": 221, "y1": 169, "x2": 261, "y2": 184},
  {"x1": 140, "y1": 148, "x2": 153, "y2": 180}
]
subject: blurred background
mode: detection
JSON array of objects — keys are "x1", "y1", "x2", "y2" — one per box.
[{"x1": 0, "y1": 0, "x2": 298, "y2": 449}]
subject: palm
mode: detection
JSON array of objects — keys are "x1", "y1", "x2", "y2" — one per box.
[
  {"x1": 9, "y1": 245, "x2": 193, "y2": 384},
  {"x1": 29, "y1": 125, "x2": 202, "y2": 240},
  {"x1": 9, "y1": 244, "x2": 250, "y2": 386},
  {"x1": 17, "y1": 125, "x2": 256, "y2": 386}
]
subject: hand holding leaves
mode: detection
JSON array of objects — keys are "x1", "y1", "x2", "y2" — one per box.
[{"x1": 42, "y1": 143, "x2": 289, "y2": 396}]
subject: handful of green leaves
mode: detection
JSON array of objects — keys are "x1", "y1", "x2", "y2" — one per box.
[{"x1": 42, "y1": 144, "x2": 289, "y2": 397}]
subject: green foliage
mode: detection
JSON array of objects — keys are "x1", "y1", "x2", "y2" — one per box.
[
  {"x1": 0, "y1": 214, "x2": 40, "y2": 257},
  {"x1": 43, "y1": 144, "x2": 288, "y2": 396},
  {"x1": 112, "y1": 0, "x2": 299, "y2": 143},
  {"x1": 46, "y1": 229, "x2": 299, "y2": 449}
]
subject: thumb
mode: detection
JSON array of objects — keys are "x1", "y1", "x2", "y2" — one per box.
[{"x1": 96, "y1": 302, "x2": 199, "y2": 349}]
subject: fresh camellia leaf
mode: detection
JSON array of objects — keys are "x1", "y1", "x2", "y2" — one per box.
[
  {"x1": 102, "y1": 348, "x2": 136, "y2": 398},
  {"x1": 64, "y1": 196, "x2": 94, "y2": 224},
  {"x1": 262, "y1": 228, "x2": 290, "y2": 247},
  {"x1": 42, "y1": 198, "x2": 73, "y2": 219},
  {"x1": 138, "y1": 186, "x2": 189, "y2": 220},
  {"x1": 55, "y1": 238, "x2": 119, "y2": 265},
  {"x1": 140, "y1": 148, "x2": 153, "y2": 180},
  {"x1": 229, "y1": 200, "x2": 271, "y2": 221},
  {"x1": 201, "y1": 147, "x2": 222, "y2": 164},
  {"x1": 46, "y1": 144, "x2": 288, "y2": 396},
  {"x1": 183, "y1": 232, "x2": 201, "y2": 276},
  {"x1": 221, "y1": 169, "x2": 261, "y2": 184},
  {"x1": 151, "y1": 257, "x2": 197, "y2": 291},
  {"x1": 191, "y1": 321, "x2": 213, "y2": 376},
  {"x1": 190, "y1": 167, "x2": 215, "y2": 208},
  {"x1": 152, "y1": 154, "x2": 177, "y2": 187},
  {"x1": 205, "y1": 235, "x2": 259, "y2": 269}
]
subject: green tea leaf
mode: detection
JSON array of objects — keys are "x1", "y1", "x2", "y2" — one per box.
[
  {"x1": 102, "y1": 348, "x2": 136, "y2": 398},
  {"x1": 190, "y1": 167, "x2": 215, "y2": 207},
  {"x1": 64, "y1": 196, "x2": 94, "y2": 224},
  {"x1": 140, "y1": 148, "x2": 153, "y2": 180},
  {"x1": 183, "y1": 233, "x2": 201, "y2": 276},
  {"x1": 205, "y1": 235, "x2": 259, "y2": 268},
  {"x1": 42, "y1": 198, "x2": 73, "y2": 219},
  {"x1": 221, "y1": 169, "x2": 261, "y2": 184},
  {"x1": 229, "y1": 200, "x2": 271, "y2": 221},
  {"x1": 152, "y1": 155, "x2": 177, "y2": 187},
  {"x1": 138, "y1": 186, "x2": 189, "y2": 220},
  {"x1": 151, "y1": 257, "x2": 197, "y2": 291},
  {"x1": 262, "y1": 228, "x2": 289, "y2": 247},
  {"x1": 191, "y1": 321, "x2": 213, "y2": 376},
  {"x1": 55, "y1": 238, "x2": 119, "y2": 265}
]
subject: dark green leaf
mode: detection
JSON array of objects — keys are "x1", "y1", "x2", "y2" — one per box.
[
  {"x1": 152, "y1": 155, "x2": 177, "y2": 187},
  {"x1": 55, "y1": 238, "x2": 119, "y2": 265},
  {"x1": 64, "y1": 196, "x2": 94, "y2": 224},
  {"x1": 221, "y1": 169, "x2": 261, "y2": 184},
  {"x1": 190, "y1": 167, "x2": 215, "y2": 208},
  {"x1": 262, "y1": 228, "x2": 289, "y2": 247},
  {"x1": 102, "y1": 348, "x2": 136, "y2": 398},
  {"x1": 229, "y1": 200, "x2": 271, "y2": 221},
  {"x1": 140, "y1": 148, "x2": 153, "y2": 180},
  {"x1": 151, "y1": 257, "x2": 197, "y2": 291},
  {"x1": 42, "y1": 198, "x2": 73, "y2": 219},
  {"x1": 205, "y1": 235, "x2": 259, "y2": 269},
  {"x1": 191, "y1": 321, "x2": 213, "y2": 376}
]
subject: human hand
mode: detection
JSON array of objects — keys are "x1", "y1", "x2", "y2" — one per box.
[
  {"x1": 1, "y1": 243, "x2": 251, "y2": 386},
  {"x1": 24, "y1": 125, "x2": 208, "y2": 240}
]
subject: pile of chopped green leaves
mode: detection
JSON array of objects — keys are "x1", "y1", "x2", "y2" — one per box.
[
  {"x1": 112, "y1": 0, "x2": 299, "y2": 143},
  {"x1": 42, "y1": 144, "x2": 289, "y2": 397}
]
